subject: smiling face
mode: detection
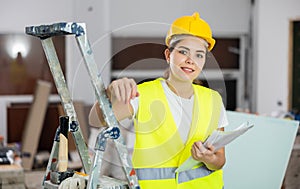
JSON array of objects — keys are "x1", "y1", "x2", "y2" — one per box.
[{"x1": 164, "y1": 35, "x2": 208, "y2": 83}]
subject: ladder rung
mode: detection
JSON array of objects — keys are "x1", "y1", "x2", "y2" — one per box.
[{"x1": 25, "y1": 22, "x2": 85, "y2": 38}]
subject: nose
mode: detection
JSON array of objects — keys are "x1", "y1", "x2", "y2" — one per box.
[{"x1": 185, "y1": 54, "x2": 195, "y2": 65}]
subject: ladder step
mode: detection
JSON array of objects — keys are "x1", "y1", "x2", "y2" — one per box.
[{"x1": 25, "y1": 22, "x2": 85, "y2": 38}]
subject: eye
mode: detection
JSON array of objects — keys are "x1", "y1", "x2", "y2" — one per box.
[
  {"x1": 178, "y1": 49, "x2": 188, "y2": 55},
  {"x1": 196, "y1": 53, "x2": 204, "y2": 58}
]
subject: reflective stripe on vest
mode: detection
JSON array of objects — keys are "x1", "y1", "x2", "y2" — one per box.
[
  {"x1": 177, "y1": 166, "x2": 213, "y2": 183},
  {"x1": 136, "y1": 166, "x2": 213, "y2": 184}
]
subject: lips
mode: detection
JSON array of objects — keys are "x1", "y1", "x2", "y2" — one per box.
[{"x1": 181, "y1": 67, "x2": 194, "y2": 73}]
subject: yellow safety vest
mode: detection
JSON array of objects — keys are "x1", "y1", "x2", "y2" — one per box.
[{"x1": 132, "y1": 78, "x2": 223, "y2": 189}]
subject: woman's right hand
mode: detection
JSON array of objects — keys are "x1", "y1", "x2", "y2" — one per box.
[
  {"x1": 107, "y1": 77, "x2": 139, "y2": 104},
  {"x1": 89, "y1": 77, "x2": 139, "y2": 126}
]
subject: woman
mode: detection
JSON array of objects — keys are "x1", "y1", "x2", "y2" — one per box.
[{"x1": 90, "y1": 12, "x2": 228, "y2": 189}]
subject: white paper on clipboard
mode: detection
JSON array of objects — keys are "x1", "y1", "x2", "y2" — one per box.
[
  {"x1": 175, "y1": 121, "x2": 254, "y2": 173},
  {"x1": 203, "y1": 121, "x2": 254, "y2": 151}
]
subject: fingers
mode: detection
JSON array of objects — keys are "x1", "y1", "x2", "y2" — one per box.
[
  {"x1": 109, "y1": 78, "x2": 138, "y2": 104},
  {"x1": 193, "y1": 141, "x2": 207, "y2": 152},
  {"x1": 191, "y1": 141, "x2": 214, "y2": 162},
  {"x1": 206, "y1": 143, "x2": 215, "y2": 152}
]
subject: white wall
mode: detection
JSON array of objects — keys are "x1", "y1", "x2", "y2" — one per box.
[
  {"x1": 0, "y1": 0, "x2": 73, "y2": 32},
  {"x1": 69, "y1": 0, "x2": 111, "y2": 104},
  {"x1": 253, "y1": 0, "x2": 300, "y2": 114},
  {"x1": 109, "y1": 0, "x2": 250, "y2": 36},
  {"x1": 1, "y1": 0, "x2": 299, "y2": 114}
]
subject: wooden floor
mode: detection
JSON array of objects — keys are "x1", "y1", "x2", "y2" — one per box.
[
  {"x1": 24, "y1": 171, "x2": 45, "y2": 189},
  {"x1": 283, "y1": 135, "x2": 300, "y2": 189}
]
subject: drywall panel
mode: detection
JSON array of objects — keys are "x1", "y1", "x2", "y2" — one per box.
[{"x1": 223, "y1": 111, "x2": 299, "y2": 189}]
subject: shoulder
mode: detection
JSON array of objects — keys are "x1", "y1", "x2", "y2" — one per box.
[
  {"x1": 193, "y1": 84, "x2": 223, "y2": 107},
  {"x1": 193, "y1": 84, "x2": 221, "y2": 97},
  {"x1": 137, "y1": 78, "x2": 163, "y2": 90}
]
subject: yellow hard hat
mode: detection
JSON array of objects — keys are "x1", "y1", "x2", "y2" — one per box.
[{"x1": 165, "y1": 12, "x2": 215, "y2": 51}]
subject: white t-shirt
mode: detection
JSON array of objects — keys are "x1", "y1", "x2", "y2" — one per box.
[{"x1": 130, "y1": 80, "x2": 228, "y2": 143}]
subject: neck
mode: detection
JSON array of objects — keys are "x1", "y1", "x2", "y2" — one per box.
[{"x1": 166, "y1": 78, "x2": 194, "y2": 99}]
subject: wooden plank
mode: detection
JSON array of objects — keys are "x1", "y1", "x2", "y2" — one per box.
[
  {"x1": 57, "y1": 101, "x2": 89, "y2": 153},
  {"x1": 21, "y1": 80, "x2": 52, "y2": 170},
  {"x1": 57, "y1": 101, "x2": 89, "y2": 170}
]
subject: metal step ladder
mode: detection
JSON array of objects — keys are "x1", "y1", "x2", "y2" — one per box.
[{"x1": 25, "y1": 22, "x2": 140, "y2": 189}]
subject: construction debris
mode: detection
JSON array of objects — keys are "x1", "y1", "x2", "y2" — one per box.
[{"x1": 0, "y1": 165, "x2": 25, "y2": 189}]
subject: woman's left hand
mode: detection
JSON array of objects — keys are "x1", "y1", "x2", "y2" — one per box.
[
  {"x1": 191, "y1": 140, "x2": 225, "y2": 170},
  {"x1": 191, "y1": 141, "x2": 215, "y2": 163}
]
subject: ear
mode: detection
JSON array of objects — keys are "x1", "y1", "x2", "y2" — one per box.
[{"x1": 164, "y1": 48, "x2": 170, "y2": 63}]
